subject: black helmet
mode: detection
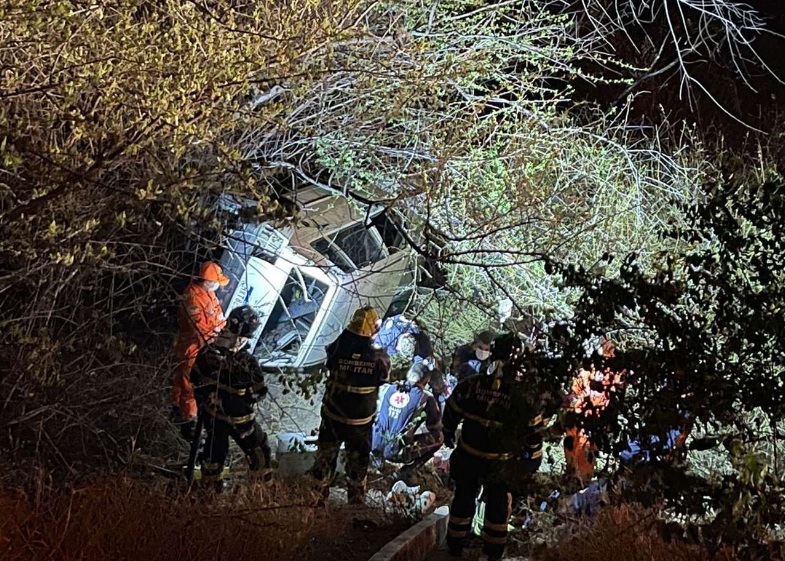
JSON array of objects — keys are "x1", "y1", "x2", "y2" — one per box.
[
  {"x1": 490, "y1": 332, "x2": 524, "y2": 363},
  {"x1": 226, "y1": 305, "x2": 261, "y2": 337}
]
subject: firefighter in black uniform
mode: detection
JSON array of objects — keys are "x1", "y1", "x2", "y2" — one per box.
[
  {"x1": 191, "y1": 305, "x2": 271, "y2": 490},
  {"x1": 310, "y1": 306, "x2": 391, "y2": 504},
  {"x1": 443, "y1": 332, "x2": 546, "y2": 561}
]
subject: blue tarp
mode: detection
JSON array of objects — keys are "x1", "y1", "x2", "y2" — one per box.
[{"x1": 374, "y1": 315, "x2": 419, "y2": 356}]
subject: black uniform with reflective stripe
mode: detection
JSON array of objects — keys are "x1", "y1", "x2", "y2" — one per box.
[
  {"x1": 444, "y1": 361, "x2": 546, "y2": 560},
  {"x1": 191, "y1": 343, "x2": 267, "y2": 419},
  {"x1": 322, "y1": 330, "x2": 391, "y2": 424},
  {"x1": 191, "y1": 342, "x2": 270, "y2": 483},
  {"x1": 443, "y1": 367, "x2": 544, "y2": 463}
]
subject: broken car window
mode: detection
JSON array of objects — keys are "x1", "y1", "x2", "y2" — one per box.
[
  {"x1": 311, "y1": 236, "x2": 355, "y2": 273},
  {"x1": 370, "y1": 210, "x2": 405, "y2": 253},
  {"x1": 311, "y1": 221, "x2": 386, "y2": 273},
  {"x1": 254, "y1": 268, "x2": 328, "y2": 361}
]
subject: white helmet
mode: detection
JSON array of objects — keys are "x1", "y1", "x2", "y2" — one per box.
[
  {"x1": 406, "y1": 362, "x2": 430, "y2": 385},
  {"x1": 395, "y1": 333, "x2": 416, "y2": 357}
]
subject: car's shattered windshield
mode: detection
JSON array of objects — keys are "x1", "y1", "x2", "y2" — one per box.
[{"x1": 254, "y1": 268, "x2": 328, "y2": 362}]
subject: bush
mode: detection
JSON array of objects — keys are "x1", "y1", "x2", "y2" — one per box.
[{"x1": 0, "y1": 0, "x2": 358, "y2": 475}]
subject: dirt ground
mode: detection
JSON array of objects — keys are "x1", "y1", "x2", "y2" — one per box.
[{"x1": 313, "y1": 516, "x2": 409, "y2": 561}]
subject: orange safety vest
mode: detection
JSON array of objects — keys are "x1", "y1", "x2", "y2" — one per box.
[
  {"x1": 172, "y1": 282, "x2": 226, "y2": 419},
  {"x1": 564, "y1": 367, "x2": 625, "y2": 478}
]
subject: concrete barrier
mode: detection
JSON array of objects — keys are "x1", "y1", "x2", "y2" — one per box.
[
  {"x1": 367, "y1": 507, "x2": 448, "y2": 561},
  {"x1": 274, "y1": 432, "x2": 346, "y2": 477}
]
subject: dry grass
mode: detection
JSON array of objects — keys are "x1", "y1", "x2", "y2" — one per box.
[
  {"x1": 0, "y1": 475, "x2": 407, "y2": 561},
  {"x1": 534, "y1": 504, "x2": 743, "y2": 561}
]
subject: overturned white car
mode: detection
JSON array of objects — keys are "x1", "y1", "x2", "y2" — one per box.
[{"x1": 213, "y1": 186, "x2": 414, "y2": 372}]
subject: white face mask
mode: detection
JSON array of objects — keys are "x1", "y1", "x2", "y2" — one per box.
[
  {"x1": 204, "y1": 280, "x2": 220, "y2": 292},
  {"x1": 475, "y1": 348, "x2": 491, "y2": 361}
]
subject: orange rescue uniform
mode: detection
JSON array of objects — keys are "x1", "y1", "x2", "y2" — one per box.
[
  {"x1": 172, "y1": 282, "x2": 226, "y2": 420},
  {"x1": 564, "y1": 366, "x2": 624, "y2": 480}
]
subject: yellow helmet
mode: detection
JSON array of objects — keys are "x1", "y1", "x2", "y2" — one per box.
[{"x1": 347, "y1": 306, "x2": 380, "y2": 337}]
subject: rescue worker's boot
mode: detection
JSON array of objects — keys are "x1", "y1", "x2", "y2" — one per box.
[
  {"x1": 480, "y1": 536, "x2": 506, "y2": 561},
  {"x1": 198, "y1": 467, "x2": 228, "y2": 493},
  {"x1": 446, "y1": 535, "x2": 468, "y2": 557},
  {"x1": 446, "y1": 514, "x2": 473, "y2": 557},
  {"x1": 203, "y1": 479, "x2": 228, "y2": 493},
  {"x1": 200, "y1": 457, "x2": 228, "y2": 493},
  {"x1": 347, "y1": 476, "x2": 368, "y2": 505},
  {"x1": 248, "y1": 446, "x2": 274, "y2": 483},
  {"x1": 305, "y1": 468, "x2": 332, "y2": 506}
]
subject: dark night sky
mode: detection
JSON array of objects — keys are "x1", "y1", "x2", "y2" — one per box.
[
  {"x1": 741, "y1": 0, "x2": 785, "y2": 79},
  {"x1": 582, "y1": 0, "x2": 785, "y2": 154}
]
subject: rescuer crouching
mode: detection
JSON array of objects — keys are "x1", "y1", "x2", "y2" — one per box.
[
  {"x1": 443, "y1": 332, "x2": 546, "y2": 561},
  {"x1": 191, "y1": 305, "x2": 271, "y2": 491},
  {"x1": 310, "y1": 306, "x2": 392, "y2": 505},
  {"x1": 371, "y1": 361, "x2": 444, "y2": 483}
]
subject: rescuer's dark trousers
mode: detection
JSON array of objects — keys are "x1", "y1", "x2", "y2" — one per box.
[
  {"x1": 200, "y1": 414, "x2": 271, "y2": 482},
  {"x1": 311, "y1": 415, "x2": 372, "y2": 504},
  {"x1": 446, "y1": 447, "x2": 511, "y2": 561}
]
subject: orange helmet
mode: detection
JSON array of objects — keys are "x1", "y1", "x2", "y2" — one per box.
[{"x1": 199, "y1": 261, "x2": 230, "y2": 287}]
